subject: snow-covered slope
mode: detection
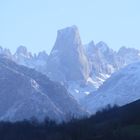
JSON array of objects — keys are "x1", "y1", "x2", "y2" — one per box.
[
  {"x1": 85, "y1": 42, "x2": 140, "y2": 89},
  {"x1": 85, "y1": 41, "x2": 120, "y2": 88},
  {"x1": 0, "y1": 56, "x2": 87, "y2": 122},
  {"x1": 82, "y1": 62, "x2": 140, "y2": 114}
]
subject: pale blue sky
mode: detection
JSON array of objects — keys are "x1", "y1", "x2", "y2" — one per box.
[{"x1": 0, "y1": 0, "x2": 140, "y2": 54}]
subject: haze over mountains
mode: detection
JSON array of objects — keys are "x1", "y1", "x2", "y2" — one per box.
[{"x1": 0, "y1": 25, "x2": 140, "y2": 121}]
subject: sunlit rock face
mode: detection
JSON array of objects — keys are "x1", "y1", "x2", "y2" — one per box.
[
  {"x1": 46, "y1": 25, "x2": 90, "y2": 82},
  {"x1": 84, "y1": 41, "x2": 120, "y2": 88}
]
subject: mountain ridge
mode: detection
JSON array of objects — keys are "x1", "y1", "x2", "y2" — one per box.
[
  {"x1": 0, "y1": 55, "x2": 87, "y2": 122},
  {"x1": 0, "y1": 25, "x2": 140, "y2": 114}
]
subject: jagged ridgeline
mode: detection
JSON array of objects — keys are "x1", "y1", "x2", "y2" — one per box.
[{"x1": 0, "y1": 26, "x2": 140, "y2": 122}]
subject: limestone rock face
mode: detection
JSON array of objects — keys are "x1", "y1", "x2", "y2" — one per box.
[{"x1": 47, "y1": 25, "x2": 90, "y2": 82}]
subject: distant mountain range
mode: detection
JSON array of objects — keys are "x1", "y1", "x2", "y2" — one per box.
[{"x1": 0, "y1": 25, "x2": 140, "y2": 121}]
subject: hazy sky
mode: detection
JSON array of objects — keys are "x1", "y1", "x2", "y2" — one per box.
[{"x1": 0, "y1": 0, "x2": 140, "y2": 54}]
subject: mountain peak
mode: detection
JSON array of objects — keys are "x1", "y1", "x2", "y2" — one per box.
[
  {"x1": 54, "y1": 25, "x2": 82, "y2": 51},
  {"x1": 16, "y1": 46, "x2": 28, "y2": 54},
  {"x1": 37, "y1": 51, "x2": 48, "y2": 60},
  {"x1": 88, "y1": 40, "x2": 95, "y2": 46},
  {"x1": 58, "y1": 25, "x2": 79, "y2": 34},
  {"x1": 96, "y1": 41, "x2": 108, "y2": 48},
  {"x1": 47, "y1": 25, "x2": 90, "y2": 82},
  {"x1": 84, "y1": 41, "x2": 96, "y2": 54},
  {"x1": 118, "y1": 46, "x2": 139, "y2": 53},
  {"x1": 96, "y1": 41, "x2": 110, "y2": 53},
  {"x1": 15, "y1": 46, "x2": 32, "y2": 59}
]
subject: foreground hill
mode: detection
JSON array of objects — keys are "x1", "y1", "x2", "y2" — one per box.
[{"x1": 0, "y1": 98, "x2": 140, "y2": 140}]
